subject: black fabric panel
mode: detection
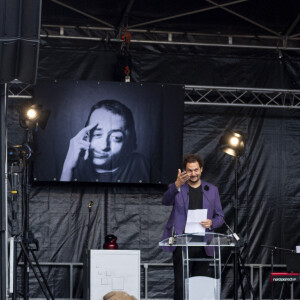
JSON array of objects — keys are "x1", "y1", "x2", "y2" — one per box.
[
  {"x1": 38, "y1": 48, "x2": 118, "y2": 81},
  {"x1": 38, "y1": 38, "x2": 300, "y2": 89}
]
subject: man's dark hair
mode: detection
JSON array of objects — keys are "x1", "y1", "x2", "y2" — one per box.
[
  {"x1": 85, "y1": 99, "x2": 137, "y2": 154},
  {"x1": 182, "y1": 153, "x2": 204, "y2": 170}
]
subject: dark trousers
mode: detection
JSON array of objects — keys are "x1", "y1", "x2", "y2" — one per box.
[{"x1": 172, "y1": 246, "x2": 211, "y2": 300}]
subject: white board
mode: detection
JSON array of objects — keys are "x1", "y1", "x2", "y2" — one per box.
[{"x1": 90, "y1": 250, "x2": 140, "y2": 300}]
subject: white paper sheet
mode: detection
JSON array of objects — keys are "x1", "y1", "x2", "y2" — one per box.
[{"x1": 184, "y1": 209, "x2": 207, "y2": 235}]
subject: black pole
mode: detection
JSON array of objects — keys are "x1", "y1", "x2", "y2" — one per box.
[
  {"x1": 0, "y1": 83, "x2": 7, "y2": 300},
  {"x1": 234, "y1": 156, "x2": 238, "y2": 233},
  {"x1": 20, "y1": 130, "x2": 34, "y2": 300},
  {"x1": 233, "y1": 156, "x2": 239, "y2": 300},
  {"x1": 22, "y1": 144, "x2": 30, "y2": 300},
  {"x1": 271, "y1": 249, "x2": 274, "y2": 300},
  {"x1": 83, "y1": 201, "x2": 93, "y2": 300}
]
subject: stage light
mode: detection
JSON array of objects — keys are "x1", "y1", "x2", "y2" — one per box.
[
  {"x1": 219, "y1": 131, "x2": 244, "y2": 157},
  {"x1": 26, "y1": 107, "x2": 38, "y2": 120},
  {"x1": 20, "y1": 104, "x2": 50, "y2": 130}
]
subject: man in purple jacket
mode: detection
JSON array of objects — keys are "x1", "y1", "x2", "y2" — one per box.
[{"x1": 161, "y1": 153, "x2": 224, "y2": 300}]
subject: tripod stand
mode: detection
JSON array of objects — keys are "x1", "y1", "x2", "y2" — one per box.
[
  {"x1": 9, "y1": 137, "x2": 54, "y2": 300},
  {"x1": 222, "y1": 237, "x2": 257, "y2": 300}
]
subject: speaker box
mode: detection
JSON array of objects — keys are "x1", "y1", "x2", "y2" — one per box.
[{"x1": 0, "y1": 0, "x2": 42, "y2": 84}]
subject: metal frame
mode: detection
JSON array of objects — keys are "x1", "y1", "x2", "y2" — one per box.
[
  {"x1": 7, "y1": 82, "x2": 33, "y2": 99},
  {"x1": 13, "y1": 262, "x2": 297, "y2": 300},
  {"x1": 42, "y1": 0, "x2": 300, "y2": 50},
  {"x1": 127, "y1": 0, "x2": 247, "y2": 29},
  {"x1": 185, "y1": 86, "x2": 300, "y2": 109},
  {"x1": 8, "y1": 84, "x2": 300, "y2": 109},
  {"x1": 40, "y1": 24, "x2": 300, "y2": 51}
]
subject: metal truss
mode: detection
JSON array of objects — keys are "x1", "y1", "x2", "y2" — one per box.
[
  {"x1": 44, "y1": 0, "x2": 300, "y2": 50},
  {"x1": 7, "y1": 82, "x2": 33, "y2": 99},
  {"x1": 7, "y1": 82, "x2": 300, "y2": 109},
  {"x1": 40, "y1": 24, "x2": 300, "y2": 51},
  {"x1": 185, "y1": 85, "x2": 300, "y2": 109}
]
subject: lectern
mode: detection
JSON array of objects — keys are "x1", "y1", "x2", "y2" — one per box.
[{"x1": 159, "y1": 232, "x2": 235, "y2": 300}]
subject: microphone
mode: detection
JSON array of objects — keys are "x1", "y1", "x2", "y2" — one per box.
[
  {"x1": 168, "y1": 225, "x2": 176, "y2": 245},
  {"x1": 85, "y1": 201, "x2": 94, "y2": 253},
  {"x1": 203, "y1": 185, "x2": 240, "y2": 242}
]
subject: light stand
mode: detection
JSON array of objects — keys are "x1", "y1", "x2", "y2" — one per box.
[
  {"x1": 219, "y1": 131, "x2": 256, "y2": 300},
  {"x1": 13, "y1": 134, "x2": 54, "y2": 300},
  {"x1": 220, "y1": 155, "x2": 246, "y2": 300},
  {"x1": 233, "y1": 155, "x2": 239, "y2": 300},
  {"x1": 0, "y1": 83, "x2": 8, "y2": 300},
  {"x1": 9, "y1": 104, "x2": 52, "y2": 299}
]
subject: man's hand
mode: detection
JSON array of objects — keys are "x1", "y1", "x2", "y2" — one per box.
[
  {"x1": 175, "y1": 169, "x2": 190, "y2": 189},
  {"x1": 200, "y1": 219, "x2": 212, "y2": 229}
]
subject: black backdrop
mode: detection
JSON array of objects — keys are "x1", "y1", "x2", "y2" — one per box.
[
  {"x1": 39, "y1": 38, "x2": 300, "y2": 89},
  {"x1": 6, "y1": 37, "x2": 300, "y2": 298}
]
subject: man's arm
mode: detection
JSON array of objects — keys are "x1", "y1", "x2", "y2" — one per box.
[
  {"x1": 162, "y1": 183, "x2": 179, "y2": 206},
  {"x1": 162, "y1": 169, "x2": 189, "y2": 205},
  {"x1": 211, "y1": 186, "x2": 224, "y2": 229},
  {"x1": 200, "y1": 185, "x2": 224, "y2": 230}
]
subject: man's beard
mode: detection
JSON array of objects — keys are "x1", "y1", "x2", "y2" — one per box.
[{"x1": 189, "y1": 175, "x2": 200, "y2": 183}]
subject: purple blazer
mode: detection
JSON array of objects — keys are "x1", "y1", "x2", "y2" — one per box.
[{"x1": 160, "y1": 180, "x2": 224, "y2": 256}]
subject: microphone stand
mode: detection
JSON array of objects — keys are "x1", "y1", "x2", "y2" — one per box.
[
  {"x1": 85, "y1": 201, "x2": 94, "y2": 254},
  {"x1": 261, "y1": 245, "x2": 295, "y2": 253},
  {"x1": 219, "y1": 216, "x2": 257, "y2": 300},
  {"x1": 83, "y1": 201, "x2": 93, "y2": 300}
]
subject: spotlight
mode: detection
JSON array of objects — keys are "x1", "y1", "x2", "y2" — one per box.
[
  {"x1": 20, "y1": 104, "x2": 50, "y2": 130},
  {"x1": 219, "y1": 131, "x2": 245, "y2": 157},
  {"x1": 26, "y1": 108, "x2": 38, "y2": 120},
  {"x1": 8, "y1": 144, "x2": 32, "y2": 162}
]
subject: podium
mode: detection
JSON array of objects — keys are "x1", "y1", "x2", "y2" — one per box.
[{"x1": 159, "y1": 233, "x2": 235, "y2": 300}]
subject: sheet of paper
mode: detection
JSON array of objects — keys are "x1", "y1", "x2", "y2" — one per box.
[{"x1": 184, "y1": 209, "x2": 207, "y2": 235}]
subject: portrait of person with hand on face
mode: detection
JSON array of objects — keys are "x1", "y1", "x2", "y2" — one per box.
[{"x1": 60, "y1": 99, "x2": 150, "y2": 183}]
